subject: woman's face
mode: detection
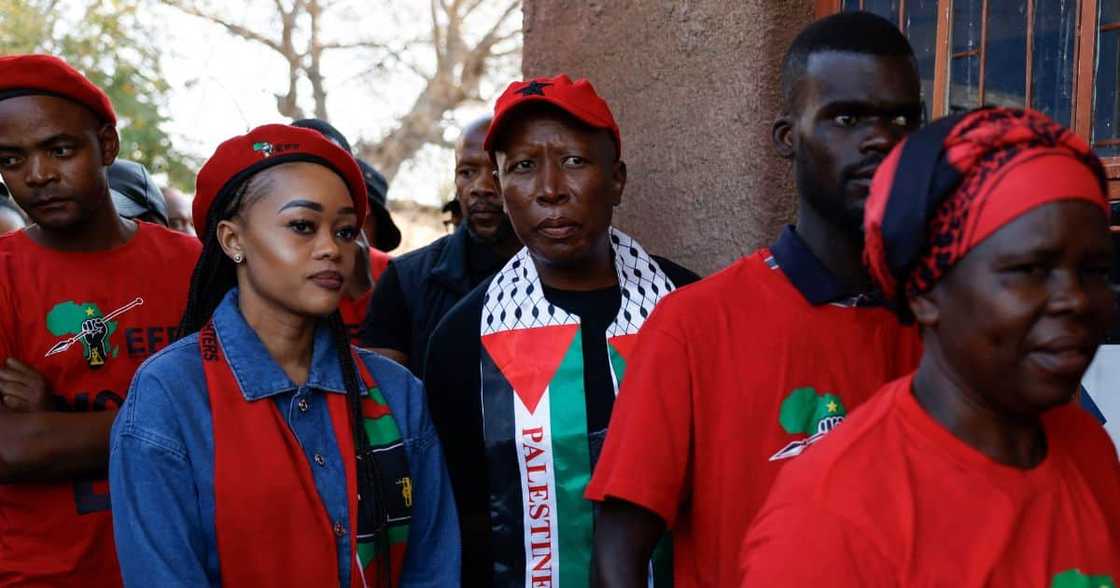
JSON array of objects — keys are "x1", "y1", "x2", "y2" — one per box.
[
  {"x1": 220, "y1": 161, "x2": 359, "y2": 319},
  {"x1": 917, "y1": 200, "x2": 1115, "y2": 417}
]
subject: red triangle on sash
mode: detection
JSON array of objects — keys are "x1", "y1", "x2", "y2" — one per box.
[
  {"x1": 482, "y1": 324, "x2": 579, "y2": 414},
  {"x1": 607, "y1": 334, "x2": 639, "y2": 364}
]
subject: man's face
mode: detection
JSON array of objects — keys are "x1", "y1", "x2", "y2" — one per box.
[
  {"x1": 455, "y1": 121, "x2": 511, "y2": 242},
  {"x1": 0, "y1": 95, "x2": 118, "y2": 231},
  {"x1": 164, "y1": 187, "x2": 195, "y2": 236},
  {"x1": 495, "y1": 111, "x2": 624, "y2": 270},
  {"x1": 779, "y1": 52, "x2": 921, "y2": 236}
]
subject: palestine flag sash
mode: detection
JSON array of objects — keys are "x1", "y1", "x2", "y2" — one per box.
[
  {"x1": 479, "y1": 228, "x2": 675, "y2": 587},
  {"x1": 202, "y1": 322, "x2": 411, "y2": 588}
]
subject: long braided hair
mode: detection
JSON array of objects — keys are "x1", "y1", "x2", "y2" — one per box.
[{"x1": 177, "y1": 164, "x2": 393, "y2": 587}]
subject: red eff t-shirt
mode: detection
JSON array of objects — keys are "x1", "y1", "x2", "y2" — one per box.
[
  {"x1": 741, "y1": 375, "x2": 1120, "y2": 586},
  {"x1": 585, "y1": 250, "x2": 922, "y2": 587},
  {"x1": 0, "y1": 223, "x2": 199, "y2": 587}
]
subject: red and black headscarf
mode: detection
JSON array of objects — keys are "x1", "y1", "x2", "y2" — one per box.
[{"x1": 864, "y1": 107, "x2": 1110, "y2": 317}]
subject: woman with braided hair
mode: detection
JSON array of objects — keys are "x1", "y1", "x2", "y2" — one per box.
[
  {"x1": 108, "y1": 124, "x2": 459, "y2": 587},
  {"x1": 740, "y1": 108, "x2": 1120, "y2": 586}
]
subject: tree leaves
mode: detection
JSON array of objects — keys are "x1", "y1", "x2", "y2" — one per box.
[{"x1": 0, "y1": 0, "x2": 199, "y2": 189}]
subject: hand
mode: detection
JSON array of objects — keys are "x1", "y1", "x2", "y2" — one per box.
[{"x1": 0, "y1": 359, "x2": 52, "y2": 412}]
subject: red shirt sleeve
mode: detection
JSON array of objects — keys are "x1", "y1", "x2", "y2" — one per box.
[
  {"x1": 585, "y1": 307, "x2": 693, "y2": 527},
  {"x1": 740, "y1": 500, "x2": 897, "y2": 587}
]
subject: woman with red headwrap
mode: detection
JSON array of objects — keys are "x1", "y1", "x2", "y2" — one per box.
[{"x1": 739, "y1": 108, "x2": 1120, "y2": 586}]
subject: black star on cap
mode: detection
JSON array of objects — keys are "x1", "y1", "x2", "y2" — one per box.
[{"x1": 515, "y1": 81, "x2": 552, "y2": 96}]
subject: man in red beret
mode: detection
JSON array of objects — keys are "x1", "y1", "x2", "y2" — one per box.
[
  {"x1": 423, "y1": 74, "x2": 699, "y2": 587},
  {"x1": 0, "y1": 54, "x2": 200, "y2": 586}
]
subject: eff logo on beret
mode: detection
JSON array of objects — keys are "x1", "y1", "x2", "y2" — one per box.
[{"x1": 251, "y1": 142, "x2": 300, "y2": 158}]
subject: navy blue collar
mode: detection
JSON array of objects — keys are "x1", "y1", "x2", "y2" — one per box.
[
  {"x1": 211, "y1": 289, "x2": 350, "y2": 400},
  {"x1": 770, "y1": 225, "x2": 873, "y2": 306}
]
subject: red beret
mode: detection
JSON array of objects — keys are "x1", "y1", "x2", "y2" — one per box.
[
  {"x1": 484, "y1": 74, "x2": 621, "y2": 158},
  {"x1": 0, "y1": 54, "x2": 117, "y2": 126},
  {"x1": 193, "y1": 124, "x2": 367, "y2": 238}
]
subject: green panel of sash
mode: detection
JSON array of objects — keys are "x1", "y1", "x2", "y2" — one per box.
[{"x1": 549, "y1": 331, "x2": 594, "y2": 586}]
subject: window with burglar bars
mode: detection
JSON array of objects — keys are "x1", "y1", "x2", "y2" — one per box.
[{"x1": 820, "y1": 0, "x2": 1120, "y2": 197}]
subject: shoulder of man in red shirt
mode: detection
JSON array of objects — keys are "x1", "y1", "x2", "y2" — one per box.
[
  {"x1": 135, "y1": 220, "x2": 202, "y2": 263},
  {"x1": 637, "y1": 253, "x2": 761, "y2": 326},
  {"x1": 584, "y1": 252, "x2": 764, "y2": 522},
  {"x1": 0, "y1": 228, "x2": 25, "y2": 253}
]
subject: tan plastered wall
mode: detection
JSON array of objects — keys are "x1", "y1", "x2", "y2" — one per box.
[{"x1": 522, "y1": 0, "x2": 815, "y2": 276}]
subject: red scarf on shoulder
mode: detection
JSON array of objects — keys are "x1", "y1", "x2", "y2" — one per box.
[{"x1": 200, "y1": 322, "x2": 411, "y2": 587}]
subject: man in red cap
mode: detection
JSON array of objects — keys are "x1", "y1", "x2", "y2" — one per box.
[
  {"x1": 0, "y1": 54, "x2": 200, "y2": 586},
  {"x1": 585, "y1": 12, "x2": 924, "y2": 587},
  {"x1": 423, "y1": 74, "x2": 698, "y2": 587},
  {"x1": 360, "y1": 115, "x2": 521, "y2": 376}
]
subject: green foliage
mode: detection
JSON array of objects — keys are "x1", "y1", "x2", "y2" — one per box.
[{"x1": 0, "y1": 0, "x2": 198, "y2": 189}]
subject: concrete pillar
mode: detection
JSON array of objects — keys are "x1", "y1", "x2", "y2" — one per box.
[{"x1": 522, "y1": 0, "x2": 815, "y2": 275}]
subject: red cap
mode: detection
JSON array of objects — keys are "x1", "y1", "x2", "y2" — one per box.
[
  {"x1": 484, "y1": 74, "x2": 621, "y2": 157},
  {"x1": 0, "y1": 54, "x2": 117, "y2": 126},
  {"x1": 193, "y1": 124, "x2": 367, "y2": 237}
]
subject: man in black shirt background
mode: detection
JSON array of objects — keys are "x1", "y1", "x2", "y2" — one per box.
[
  {"x1": 424, "y1": 74, "x2": 697, "y2": 587},
  {"x1": 360, "y1": 115, "x2": 520, "y2": 375}
]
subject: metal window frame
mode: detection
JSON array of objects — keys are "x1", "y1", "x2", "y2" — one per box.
[{"x1": 819, "y1": 0, "x2": 1120, "y2": 195}]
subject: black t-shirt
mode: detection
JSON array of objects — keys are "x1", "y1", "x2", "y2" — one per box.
[
  {"x1": 360, "y1": 263, "x2": 411, "y2": 350},
  {"x1": 423, "y1": 255, "x2": 699, "y2": 586}
]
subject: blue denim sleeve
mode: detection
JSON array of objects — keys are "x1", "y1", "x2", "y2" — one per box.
[
  {"x1": 361, "y1": 351, "x2": 461, "y2": 587},
  {"x1": 110, "y1": 356, "x2": 213, "y2": 587}
]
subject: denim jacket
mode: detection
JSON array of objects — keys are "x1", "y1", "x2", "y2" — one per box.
[{"x1": 109, "y1": 289, "x2": 460, "y2": 587}]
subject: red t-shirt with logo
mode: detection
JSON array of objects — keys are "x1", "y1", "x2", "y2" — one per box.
[
  {"x1": 741, "y1": 375, "x2": 1120, "y2": 586},
  {"x1": 584, "y1": 250, "x2": 922, "y2": 587},
  {"x1": 0, "y1": 223, "x2": 199, "y2": 587}
]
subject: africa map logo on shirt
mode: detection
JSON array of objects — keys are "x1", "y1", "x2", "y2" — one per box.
[
  {"x1": 1052, "y1": 569, "x2": 1116, "y2": 588},
  {"x1": 44, "y1": 298, "x2": 144, "y2": 368},
  {"x1": 769, "y1": 386, "x2": 848, "y2": 461}
]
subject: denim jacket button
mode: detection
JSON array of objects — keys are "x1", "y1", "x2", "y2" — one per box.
[
  {"x1": 333, "y1": 521, "x2": 345, "y2": 537},
  {"x1": 314, "y1": 453, "x2": 326, "y2": 466},
  {"x1": 297, "y1": 397, "x2": 311, "y2": 412}
]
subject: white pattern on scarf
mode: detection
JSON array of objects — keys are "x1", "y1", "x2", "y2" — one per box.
[{"x1": 481, "y1": 227, "x2": 675, "y2": 338}]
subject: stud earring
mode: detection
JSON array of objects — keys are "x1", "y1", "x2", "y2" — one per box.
[{"x1": 233, "y1": 253, "x2": 243, "y2": 264}]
